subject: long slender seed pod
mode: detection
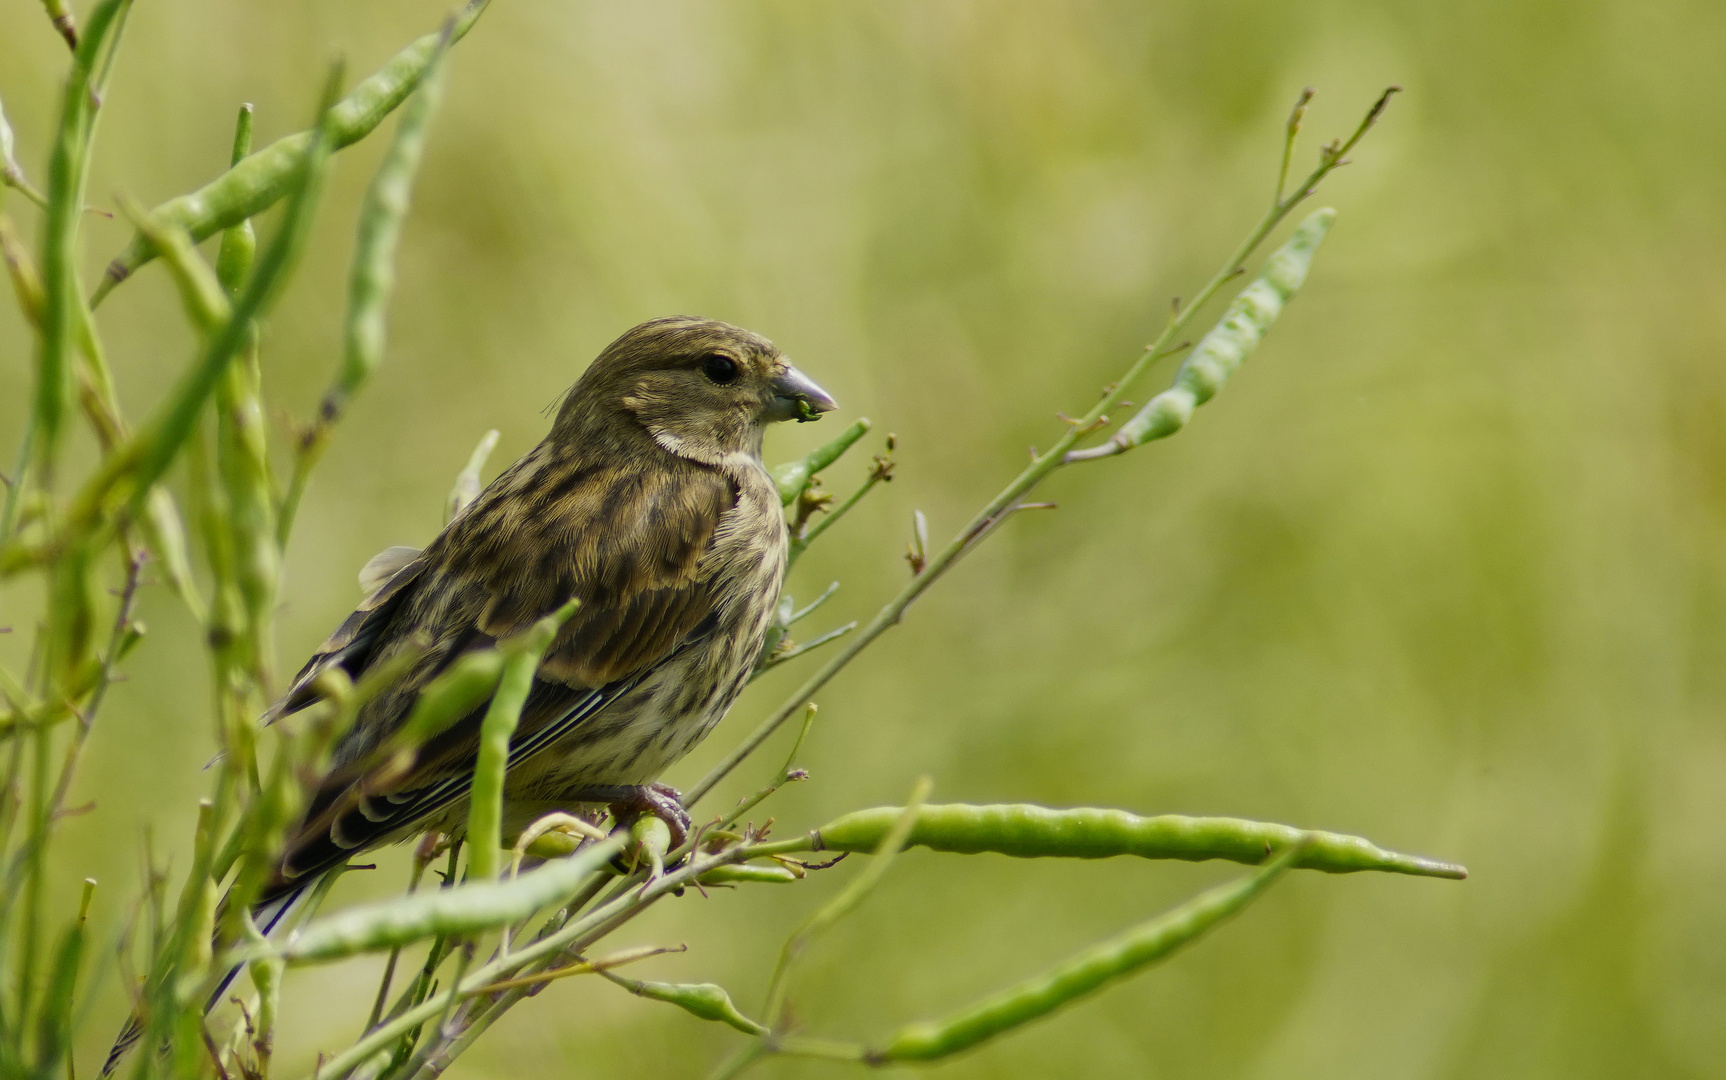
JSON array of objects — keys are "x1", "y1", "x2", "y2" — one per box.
[
  {"x1": 31, "y1": 885, "x2": 90, "y2": 1077},
  {"x1": 61, "y1": 61, "x2": 346, "y2": 548},
  {"x1": 467, "y1": 600, "x2": 581, "y2": 880},
  {"x1": 33, "y1": 0, "x2": 132, "y2": 488},
  {"x1": 21, "y1": 18, "x2": 139, "y2": 990},
  {"x1": 277, "y1": 835, "x2": 625, "y2": 964},
  {"x1": 91, "y1": 0, "x2": 490, "y2": 303},
  {"x1": 808, "y1": 803, "x2": 1465, "y2": 879},
  {"x1": 215, "y1": 105, "x2": 256, "y2": 296},
  {"x1": 697, "y1": 864, "x2": 800, "y2": 886},
  {"x1": 869, "y1": 843, "x2": 1306, "y2": 1063},
  {"x1": 333, "y1": 28, "x2": 451, "y2": 420},
  {"x1": 1066, "y1": 208, "x2": 1334, "y2": 463},
  {"x1": 771, "y1": 418, "x2": 870, "y2": 505},
  {"x1": 276, "y1": 30, "x2": 455, "y2": 547},
  {"x1": 211, "y1": 102, "x2": 280, "y2": 685}
]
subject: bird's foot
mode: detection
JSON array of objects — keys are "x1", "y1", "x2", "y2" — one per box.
[{"x1": 567, "y1": 782, "x2": 692, "y2": 848}]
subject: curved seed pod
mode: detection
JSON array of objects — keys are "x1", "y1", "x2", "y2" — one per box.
[
  {"x1": 772, "y1": 417, "x2": 870, "y2": 505},
  {"x1": 91, "y1": 0, "x2": 491, "y2": 303},
  {"x1": 812, "y1": 803, "x2": 1465, "y2": 879},
  {"x1": 278, "y1": 835, "x2": 625, "y2": 964},
  {"x1": 871, "y1": 843, "x2": 1303, "y2": 1063},
  {"x1": 606, "y1": 975, "x2": 766, "y2": 1035},
  {"x1": 1066, "y1": 208, "x2": 1334, "y2": 463}
]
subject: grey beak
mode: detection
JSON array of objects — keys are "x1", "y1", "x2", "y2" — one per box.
[{"x1": 767, "y1": 364, "x2": 837, "y2": 423}]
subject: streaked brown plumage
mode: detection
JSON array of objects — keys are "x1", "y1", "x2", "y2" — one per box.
[{"x1": 265, "y1": 316, "x2": 835, "y2": 895}]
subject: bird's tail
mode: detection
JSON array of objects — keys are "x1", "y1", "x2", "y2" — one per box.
[{"x1": 99, "y1": 882, "x2": 315, "y2": 1077}]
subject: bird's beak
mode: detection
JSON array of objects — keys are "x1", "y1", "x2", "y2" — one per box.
[{"x1": 766, "y1": 364, "x2": 837, "y2": 423}]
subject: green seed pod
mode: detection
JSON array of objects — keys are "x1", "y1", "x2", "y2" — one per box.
[
  {"x1": 32, "y1": 912, "x2": 87, "y2": 1076},
  {"x1": 390, "y1": 647, "x2": 505, "y2": 755},
  {"x1": 92, "y1": 0, "x2": 491, "y2": 302},
  {"x1": 812, "y1": 803, "x2": 1465, "y2": 879},
  {"x1": 208, "y1": 103, "x2": 282, "y2": 684},
  {"x1": 697, "y1": 863, "x2": 800, "y2": 886},
  {"x1": 872, "y1": 844, "x2": 1302, "y2": 1062},
  {"x1": 468, "y1": 599, "x2": 581, "y2": 880},
  {"x1": 247, "y1": 950, "x2": 283, "y2": 1067},
  {"x1": 333, "y1": 29, "x2": 451, "y2": 428},
  {"x1": 68, "y1": 62, "x2": 345, "y2": 541},
  {"x1": 772, "y1": 417, "x2": 871, "y2": 505},
  {"x1": 215, "y1": 104, "x2": 256, "y2": 297},
  {"x1": 1071, "y1": 209, "x2": 1335, "y2": 463},
  {"x1": 280, "y1": 835, "x2": 625, "y2": 963},
  {"x1": 35, "y1": 0, "x2": 132, "y2": 475},
  {"x1": 629, "y1": 815, "x2": 670, "y2": 878},
  {"x1": 141, "y1": 486, "x2": 205, "y2": 620},
  {"x1": 610, "y1": 976, "x2": 766, "y2": 1035}
]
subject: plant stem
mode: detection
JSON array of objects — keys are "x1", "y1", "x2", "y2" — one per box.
[{"x1": 686, "y1": 87, "x2": 1398, "y2": 810}]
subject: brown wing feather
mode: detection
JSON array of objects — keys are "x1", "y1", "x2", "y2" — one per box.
[
  {"x1": 262, "y1": 553, "x2": 430, "y2": 724},
  {"x1": 265, "y1": 447, "x2": 736, "y2": 895}
]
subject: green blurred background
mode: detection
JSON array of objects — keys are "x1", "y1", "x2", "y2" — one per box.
[{"x1": 3, "y1": 1, "x2": 1724, "y2": 1076}]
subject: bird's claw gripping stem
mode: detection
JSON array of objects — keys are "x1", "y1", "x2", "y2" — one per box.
[{"x1": 570, "y1": 782, "x2": 692, "y2": 848}]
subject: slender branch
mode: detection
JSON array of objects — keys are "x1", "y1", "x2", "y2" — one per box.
[{"x1": 685, "y1": 87, "x2": 1399, "y2": 810}]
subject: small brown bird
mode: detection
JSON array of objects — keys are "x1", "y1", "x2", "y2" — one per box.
[
  {"x1": 103, "y1": 315, "x2": 833, "y2": 1073},
  {"x1": 275, "y1": 315, "x2": 833, "y2": 889}
]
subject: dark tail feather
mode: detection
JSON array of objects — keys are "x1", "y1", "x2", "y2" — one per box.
[{"x1": 99, "y1": 883, "x2": 314, "y2": 1076}]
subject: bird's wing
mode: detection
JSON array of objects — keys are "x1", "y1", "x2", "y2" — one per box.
[
  {"x1": 262, "y1": 547, "x2": 432, "y2": 726},
  {"x1": 266, "y1": 454, "x2": 739, "y2": 894}
]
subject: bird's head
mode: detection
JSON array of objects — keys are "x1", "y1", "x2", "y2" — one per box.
[{"x1": 554, "y1": 316, "x2": 836, "y2": 466}]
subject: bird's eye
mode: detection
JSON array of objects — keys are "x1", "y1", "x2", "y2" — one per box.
[{"x1": 701, "y1": 354, "x2": 740, "y2": 385}]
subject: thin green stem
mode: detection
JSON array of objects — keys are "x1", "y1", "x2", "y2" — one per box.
[
  {"x1": 686, "y1": 87, "x2": 1397, "y2": 810},
  {"x1": 310, "y1": 839, "x2": 758, "y2": 1080},
  {"x1": 786, "y1": 456, "x2": 890, "y2": 569},
  {"x1": 761, "y1": 778, "x2": 931, "y2": 1028}
]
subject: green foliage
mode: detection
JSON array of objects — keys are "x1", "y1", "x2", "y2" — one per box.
[{"x1": 0, "y1": 7, "x2": 1487, "y2": 1080}]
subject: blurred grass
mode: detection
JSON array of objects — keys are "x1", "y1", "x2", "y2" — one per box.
[{"x1": 3, "y1": 0, "x2": 1725, "y2": 1077}]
